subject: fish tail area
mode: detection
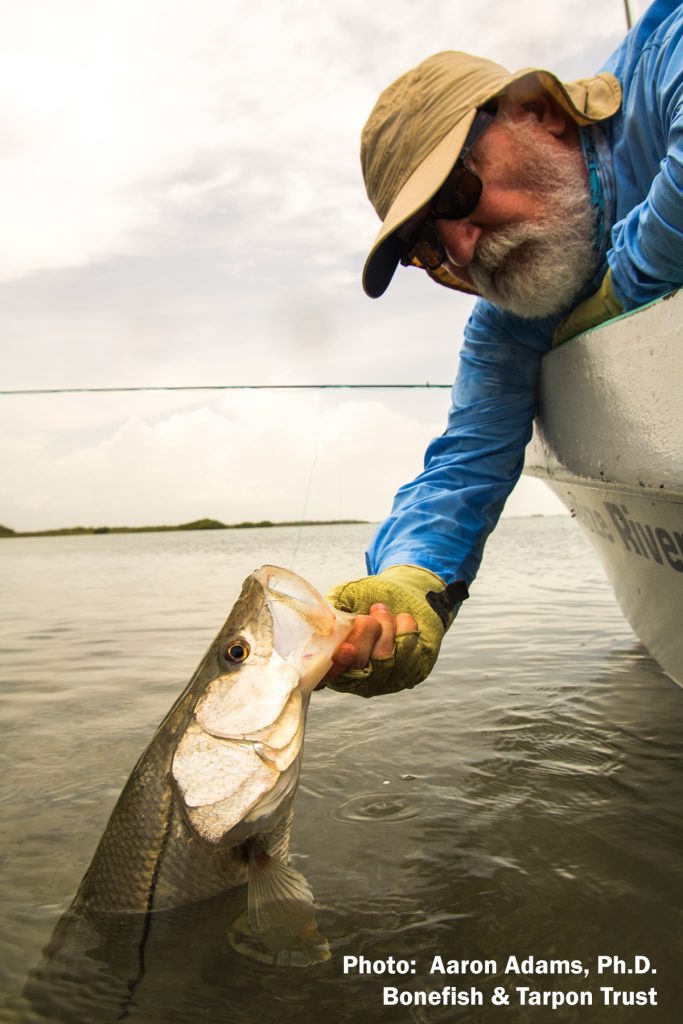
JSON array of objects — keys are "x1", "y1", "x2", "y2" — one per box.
[{"x1": 247, "y1": 846, "x2": 330, "y2": 967}]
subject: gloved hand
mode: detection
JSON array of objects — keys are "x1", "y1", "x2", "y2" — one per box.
[
  {"x1": 325, "y1": 565, "x2": 468, "y2": 698},
  {"x1": 552, "y1": 269, "x2": 623, "y2": 347}
]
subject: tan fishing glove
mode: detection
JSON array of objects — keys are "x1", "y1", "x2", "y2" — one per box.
[
  {"x1": 326, "y1": 564, "x2": 468, "y2": 698},
  {"x1": 552, "y1": 269, "x2": 623, "y2": 347}
]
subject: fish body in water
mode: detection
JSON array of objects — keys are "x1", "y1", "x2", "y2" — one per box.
[
  {"x1": 4, "y1": 566, "x2": 352, "y2": 1022},
  {"x1": 76, "y1": 564, "x2": 353, "y2": 961}
]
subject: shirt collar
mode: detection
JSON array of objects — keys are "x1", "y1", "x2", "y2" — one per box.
[{"x1": 579, "y1": 123, "x2": 615, "y2": 264}]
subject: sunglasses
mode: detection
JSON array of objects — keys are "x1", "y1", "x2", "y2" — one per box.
[{"x1": 400, "y1": 107, "x2": 495, "y2": 272}]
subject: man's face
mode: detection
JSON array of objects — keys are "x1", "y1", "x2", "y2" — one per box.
[{"x1": 404, "y1": 111, "x2": 597, "y2": 319}]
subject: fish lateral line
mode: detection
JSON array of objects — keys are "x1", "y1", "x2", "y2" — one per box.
[{"x1": 116, "y1": 791, "x2": 175, "y2": 1021}]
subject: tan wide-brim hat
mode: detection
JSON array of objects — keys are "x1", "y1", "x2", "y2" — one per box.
[{"x1": 361, "y1": 51, "x2": 621, "y2": 298}]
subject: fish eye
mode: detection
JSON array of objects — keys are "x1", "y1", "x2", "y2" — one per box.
[{"x1": 224, "y1": 639, "x2": 250, "y2": 664}]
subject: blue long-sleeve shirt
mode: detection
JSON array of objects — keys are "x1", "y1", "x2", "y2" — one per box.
[{"x1": 367, "y1": 0, "x2": 683, "y2": 585}]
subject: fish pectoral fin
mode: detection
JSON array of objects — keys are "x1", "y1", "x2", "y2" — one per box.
[{"x1": 247, "y1": 847, "x2": 330, "y2": 966}]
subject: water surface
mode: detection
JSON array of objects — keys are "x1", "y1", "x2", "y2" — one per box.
[{"x1": 1, "y1": 519, "x2": 681, "y2": 1022}]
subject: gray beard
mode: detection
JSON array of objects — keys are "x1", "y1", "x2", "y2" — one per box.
[{"x1": 468, "y1": 121, "x2": 598, "y2": 319}]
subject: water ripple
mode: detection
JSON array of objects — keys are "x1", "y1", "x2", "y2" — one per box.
[{"x1": 333, "y1": 793, "x2": 423, "y2": 823}]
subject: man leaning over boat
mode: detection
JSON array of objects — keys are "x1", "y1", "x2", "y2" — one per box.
[{"x1": 324, "y1": 0, "x2": 683, "y2": 697}]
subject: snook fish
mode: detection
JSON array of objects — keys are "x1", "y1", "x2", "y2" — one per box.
[
  {"x1": 3, "y1": 565, "x2": 355, "y2": 1024},
  {"x1": 74, "y1": 565, "x2": 353, "y2": 967}
]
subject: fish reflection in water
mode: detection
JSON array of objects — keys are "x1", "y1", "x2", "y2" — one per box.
[{"x1": 2, "y1": 566, "x2": 353, "y2": 1023}]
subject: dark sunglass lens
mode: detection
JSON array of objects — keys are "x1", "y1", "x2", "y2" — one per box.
[
  {"x1": 401, "y1": 219, "x2": 444, "y2": 270},
  {"x1": 433, "y1": 168, "x2": 482, "y2": 220}
]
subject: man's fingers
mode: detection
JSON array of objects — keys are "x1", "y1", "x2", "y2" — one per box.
[
  {"x1": 369, "y1": 603, "x2": 396, "y2": 659},
  {"x1": 321, "y1": 608, "x2": 420, "y2": 687},
  {"x1": 322, "y1": 614, "x2": 381, "y2": 682},
  {"x1": 321, "y1": 642, "x2": 359, "y2": 683},
  {"x1": 395, "y1": 612, "x2": 418, "y2": 635},
  {"x1": 346, "y1": 613, "x2": 383, "y2": 667}
]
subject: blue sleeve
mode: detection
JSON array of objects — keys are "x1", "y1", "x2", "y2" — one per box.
[
  {"x1": 607, "y1": 4, "x2": 683, "y2": 307},
  {"x1": 365, "y1": 302, "x2": 554, "y2": 584}
]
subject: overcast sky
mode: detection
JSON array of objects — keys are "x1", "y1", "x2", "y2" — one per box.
[{"x1": 1, "y1": 0, "x2": 646, "y2": 531}]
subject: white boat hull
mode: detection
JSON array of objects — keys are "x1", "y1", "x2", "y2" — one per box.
[{"x1": 525, "y1": 290, "x2": 683, "y2": 687}]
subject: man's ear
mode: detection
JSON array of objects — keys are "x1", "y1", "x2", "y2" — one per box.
[{"x1": 498, "y1": 81, "x2": 571, "y2": 138}]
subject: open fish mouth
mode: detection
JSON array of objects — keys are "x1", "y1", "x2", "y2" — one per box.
[{"x1": 255, "y1": 565, "x2": 354, "y2": 692}]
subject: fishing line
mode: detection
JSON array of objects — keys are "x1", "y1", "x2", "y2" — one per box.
[
  {"x1": 0, "y1": 383, "x2": 450, "y2": 396},
  {"x1": 289, "y1": 398, "x2": 323, "y2": 572}
]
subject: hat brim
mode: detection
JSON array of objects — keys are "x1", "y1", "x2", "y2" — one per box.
[{"x1": 362, "y1": 108, "x2": 477, "y2": 298}]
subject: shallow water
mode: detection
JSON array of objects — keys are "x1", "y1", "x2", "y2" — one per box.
[{"x1": 1, "y1": 519, "x2": 682, "y2": 1022}]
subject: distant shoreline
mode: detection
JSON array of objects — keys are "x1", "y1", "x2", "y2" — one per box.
[{"x1": 0, "y1": 517, "x2": 369, "y2": 540}]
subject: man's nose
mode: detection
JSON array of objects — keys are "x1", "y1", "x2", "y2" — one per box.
[{"x1": 435, "y1": 218, "x2": 482, "y2": 268}]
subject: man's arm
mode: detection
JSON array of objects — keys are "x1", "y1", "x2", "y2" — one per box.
[
  {"x1": 608, "y1": 9, "x2": 683, "y2": 310},
  {"x1": 325, "y1": 301, "x2": 554, "y2": 695},
  {"x1": 556, "y1": 6, "x2": 683, "y2": 343},
  {"x1": 367, "y1": 301, "x2": 550, "y2": 583}
]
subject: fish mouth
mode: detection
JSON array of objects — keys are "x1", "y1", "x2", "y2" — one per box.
[{"x1": 255, "y1": 566, "x2": 353, "y2": 694}]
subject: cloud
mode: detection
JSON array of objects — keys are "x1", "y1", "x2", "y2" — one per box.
[
  {"x1": 0, "y1": 0, "x2": 628, "y2": 282},
  {"x1": 1, "y1": 389, "x2": 566, "y2": 533},
  {"x1": 0, "y1": 392, "x2": 444, "y2": 529},
  {"x1": 0, "y1": 0, "x2": 624, "y2": 534}
]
